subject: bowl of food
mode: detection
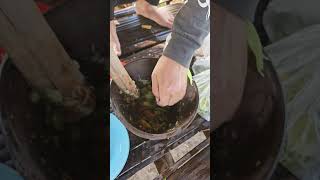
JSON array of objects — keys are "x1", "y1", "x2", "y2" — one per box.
[{"x1": 110, "y1": 58, "x2": 199, "y2": 140}]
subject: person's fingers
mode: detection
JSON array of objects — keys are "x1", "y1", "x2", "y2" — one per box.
[
  {"x1": 168, "y1": 85, "x2": 182, "y2": 106},
  {"x1": 165, "y1": 15, "x2": 174, "y2": 28},
  {"x1": 180, "y1": 75, "x2": 188, "y2": 99},
  {"x1": 113, "y1": 46, "x2": 121, "y2": 56},
  {"x1": 114, "y1": 20, "x2": 120, "y2": 25},
  {"x1": 168, "y1": 94, "x2": 179, "y2": 106},
  {"x1": 168, "y1": 72, "x2": 187, "y2": 106},
  {"x1": 115, "y1": 40, "x2": 121, "y2": 56},
  {"x1": 157, "y1": 84, "x2": 170, "y2": 107},
  {"x1": 110, "y1": 20, "x2": 122, "y2": 56},
  {"x1": 166, "y1": 21, "x2": 173, "y2": 29},
  {"x1": 111, "y1": 34, "x2": 121, "y2": 56},
  {"x1": 168, "y1": 94, "x2": 176, "y2": 106},
  {"x1": 111, "y1": 39, "x2": 121, "y2": 56},
  {"x1": 169, "y1": 15, "x2": 174, "y2": 21},
  {"x1": 151, "y1": 55, "x2": 187, "y2": 106},
  {"x1": 151, "y1": 73, "x2": 160, "y2": 102},
  {"x1": 158, "y1": 96, "x2": 170, "y2": 106}
]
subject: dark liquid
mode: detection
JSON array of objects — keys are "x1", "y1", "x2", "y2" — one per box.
[{"x1": 120, "y1": 80, "x2": 181, "y2": 134}]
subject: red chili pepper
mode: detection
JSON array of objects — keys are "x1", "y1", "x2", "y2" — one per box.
[
  {"x1": 36, "y1": 1, "x2": 51, "y2": 14},
  {"x1": 0, "y1": 48, "x2": 4, "y2": 55},
  {"x1": 0, "y1": 48, "x2": 5, "y2": 64}
]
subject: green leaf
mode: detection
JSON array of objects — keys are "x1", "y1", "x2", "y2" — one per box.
[
  {"x1": 246, "y1": 21, "x2": 264, "y2": 77},
  {"x1": 187, "y1": 70, "x2": 193, "y2": 85},
  {"x1": 42, "y1": 88, "x2": 64, "y2": 105},
  {"x1": 30, "y1": 90, "x2": 41, "y2": 103}
]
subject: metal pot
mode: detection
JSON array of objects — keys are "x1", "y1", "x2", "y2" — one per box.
[
  {"x1": 0, "y1": 59, "x2": 106, "y2": 180},
  {"x1": 110, "y1": 58, "x2": 199, "y2": 140},
  {"x1": 213, "y1": 58, "x2": 286, "y2": 180}
]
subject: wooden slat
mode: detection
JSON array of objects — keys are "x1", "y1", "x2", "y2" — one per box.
[
  {"x1": 116, "y1": 3, "x2": 183, "y2": 57},
  {"x1": 110, "y1": 48, "x2": 139, "y2": 97},
  {"x1": 167, "y1": 145, "x2": 210, "y2": 180},
  {"x1": 0, "y1": 10, "x2": 54, "y2": 90},
  {"x1": 0, "y1": 0, "x2": 84, "y2": 97},
  {"x1": 0, "y1": 0, "x2": 95, "y2": 117}
]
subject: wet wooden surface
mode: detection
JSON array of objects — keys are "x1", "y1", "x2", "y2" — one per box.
[
  {"x1": 116, "y1": 3, "x2": 183, "y2": 57},
  {"x1": 168, "y1": 145, "x2": 210, "y2": 180},
  {"x1": 115, "y1": 116, "x2": 210, "y2": 180}
]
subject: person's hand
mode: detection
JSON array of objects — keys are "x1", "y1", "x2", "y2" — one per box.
[
  {"x1": 110, "y1": 20, "x2": 121, "y2": 56},
  {"x1": 151, "y1": 55, "x2": 187, "y2": 107}
]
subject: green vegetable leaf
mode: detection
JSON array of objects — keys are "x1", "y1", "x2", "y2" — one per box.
[
  {"x1": 187, "y1": 70, "x2": 193, "y2": 85},
  {"x1": 246, "y1": 21, "x2": 264, "y2": 77},
  {"x1": 42, "y1": 88, "x2": 63, "y2": 105}
]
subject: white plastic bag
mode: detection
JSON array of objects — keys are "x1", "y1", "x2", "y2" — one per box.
[
  {"x1": 193, "y1": 69, "x2": 210, "y2": 121},
  {"x1": 192, "y1": 34, "x2": 210, "y2": 121},
  {"x1": 192, "y1": 56, "x2": 210, "y2": 74},
  {"x1": 265, "y1": 24, "x2": 320, "y2": 180}
]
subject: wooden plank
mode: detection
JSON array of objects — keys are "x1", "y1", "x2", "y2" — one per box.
[
  {"x1": 169, "y1": 131, "x2": 207, "y2": 162},
  {"x1": 110, "y1": 48, "x2": 139, "y2": 98},
  {"x1": 212, "y1": 4, "x2": 248, "y2": 130},
  {"x1": 127, "y1": 163, "x2": 159, "y2": 180},
  {"x1": 0, "y1": 0, "x2": 95, "y2": 116},
  {"x1": 0, "y1": 9, "x2": 53, "y2": 90},
  {"x1": 116, "y1": 3, "x2": 183, "y2": 56},
  {"x1": 0, "y1": 0, "x2": 84, "y2": 96},
  {"x1": 167, "y1": 145, "x2": 210, "y2": 180},
  {"x1": 117, "y1": 117, "x2": 209, "y2": 179}
]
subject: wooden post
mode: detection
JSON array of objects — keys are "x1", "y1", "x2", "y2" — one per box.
[
  {"x1": 0, "y1": 0, "x2": 95, "y2": 119},
  {"x1": 212, "y1": 4, "x2": 248, "y2": 130},
  {"x1": 110, "y1": 48, "x2": 139, "y2": 98}
]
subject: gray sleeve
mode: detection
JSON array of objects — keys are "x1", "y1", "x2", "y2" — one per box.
[
  {"x1": 215, "y1": 0, "x2": 259, "y2": 21},
  {"x1": 163, "y1": 0, "x2": 210, "y2": 68}
]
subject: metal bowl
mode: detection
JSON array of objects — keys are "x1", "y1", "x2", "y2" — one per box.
[
  {"x1": 213, "y1": 59, "x2": 286, "y2": 180},
  {"x1": 110, "y1": 58, "x2": 199, "y2": 140}
]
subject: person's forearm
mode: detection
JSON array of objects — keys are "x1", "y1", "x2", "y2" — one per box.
[
  {"x1": 163, "y1": 0, "x2": 210, "y2": 68},
  {"x1": 215, "y1": 0, "x2": 259, "y2": 21}
]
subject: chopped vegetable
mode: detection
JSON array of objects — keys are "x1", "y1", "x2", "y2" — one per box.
[
  {"x1": 246, "y1": 21, "x2": 264, "y2": 77},
  {"x1": 142, "y1": 25, "x2": 152, "y2": 30},
  {"x1": 187, "y1": 70, "x2": 193, "y2": 85},
  {"x1": 121, "y1": 80, "x2": 179, "y2": 133}
]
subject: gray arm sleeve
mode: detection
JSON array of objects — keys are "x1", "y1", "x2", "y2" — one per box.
[
  {"x1": 215, "y1": 0, "x2": 259, "y2": 21},
  {"x1": 163, "y1": 0, "x2": 210, "y2": 68}
]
